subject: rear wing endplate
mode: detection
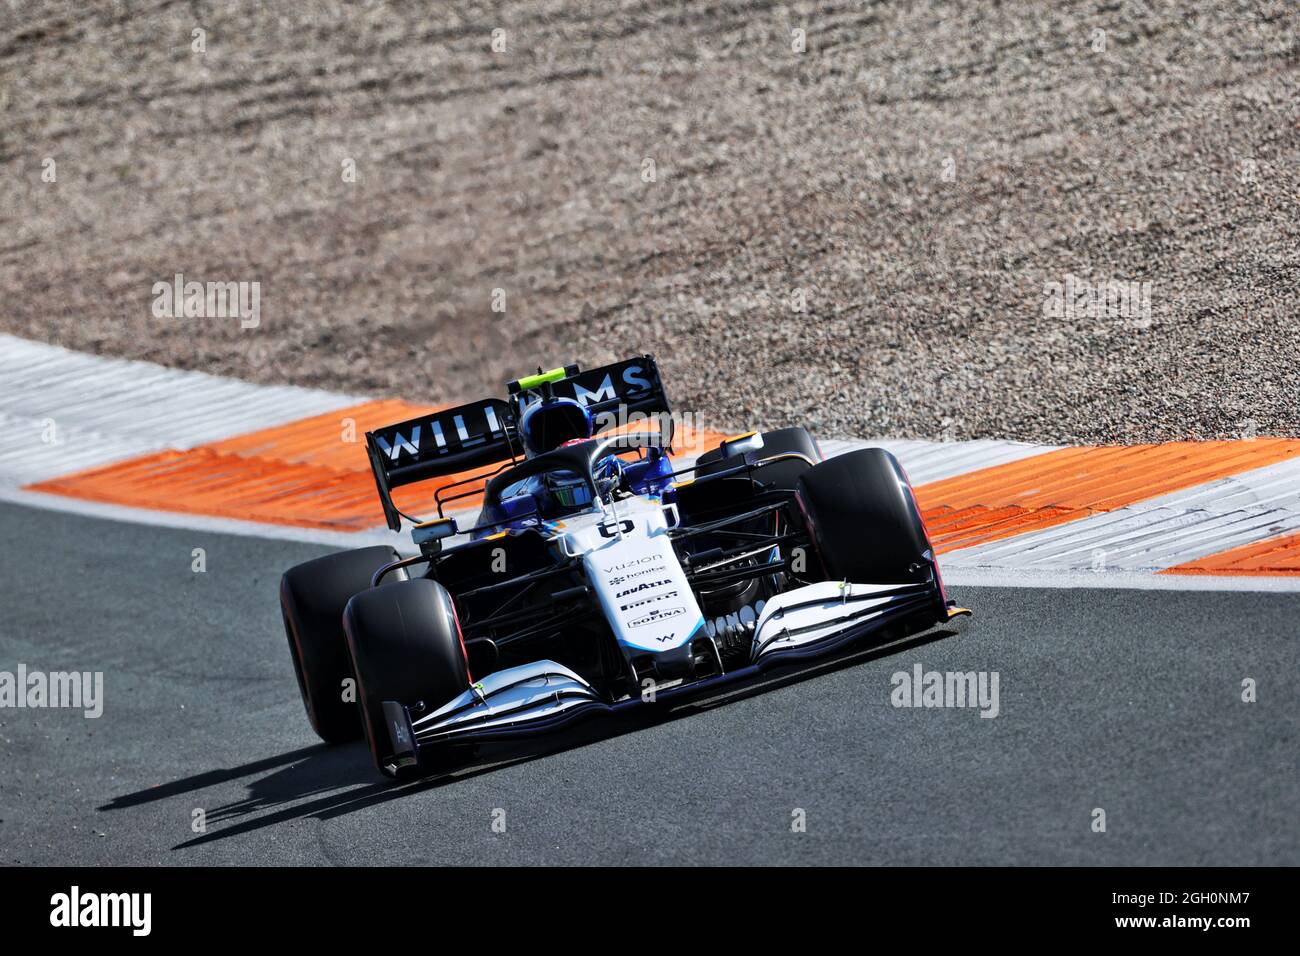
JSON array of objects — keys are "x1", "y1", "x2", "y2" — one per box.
[{"x1": 365, "y1": 398, "x2": 521, "y2": 531}]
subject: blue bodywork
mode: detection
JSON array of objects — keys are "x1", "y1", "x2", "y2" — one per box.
[{"x1": 474, "y1": 443, "x2": 677, "y2": 533}]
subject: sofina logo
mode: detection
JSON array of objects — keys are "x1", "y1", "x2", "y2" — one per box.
[{"x1": 629, "y1": 607, "x2": 684, "y2": 628}]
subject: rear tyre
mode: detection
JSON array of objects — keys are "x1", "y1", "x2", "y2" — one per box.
[
  {"x1": 796, "y1": 448, "x2": 935, "y2": 586},
  {"x1": 280, "y1": 546, "x2": 405, "y2": 744},
  {"x1": 343, "y1": 578, "x2": 471, "y2": 777}
]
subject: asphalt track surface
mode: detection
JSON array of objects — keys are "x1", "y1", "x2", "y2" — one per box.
[{"x1": 1, "y1": 500, "x2": 1296, "y2": 866}]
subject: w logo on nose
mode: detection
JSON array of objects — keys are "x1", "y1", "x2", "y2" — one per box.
[{"x1": 376, "y1": 426, "x2": 421, "y2": 461}]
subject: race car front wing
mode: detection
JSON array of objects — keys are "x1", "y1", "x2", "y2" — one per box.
[{"x1": 381, "y1": 571, "x2": 963, "y2": 767}]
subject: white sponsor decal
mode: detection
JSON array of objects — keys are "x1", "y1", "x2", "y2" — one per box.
[
  {"x1": 615, "y1": 579, "x2": 671, "y2": 598},
  {"x1": 376, "y1": 425, "x2": 421, "y2": 460},
  {"x1": 629, "y1": 606, "x2": 685, "y2": 628},
  {"x1": 602, "y1": 556, "x2": 660, "y2": 574},
  {"x1": 620, "y1": 590, "x2": 678, "y2": 612},
  {"x1": 607, "y1": 564, "x2": 665, "y2": 586}
]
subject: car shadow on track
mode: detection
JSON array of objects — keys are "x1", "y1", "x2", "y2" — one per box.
[{"x1": 101, "y1": 624, "x2": 962, "y2": 851}]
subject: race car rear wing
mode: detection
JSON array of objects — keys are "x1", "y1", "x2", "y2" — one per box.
[
  {"x1": 366, "y1": 398, "x2": 521, "y2": 531},
  {"x1": 507, "y1": 355, "x2": 673, "y2": 445},
  {"x1": 366, "y1": 355, "x2": 672, "y2": 531}
]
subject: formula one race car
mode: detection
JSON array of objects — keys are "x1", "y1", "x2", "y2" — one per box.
[{"x1": 280, "y1": 356, "x2": 969, "y2": 777}]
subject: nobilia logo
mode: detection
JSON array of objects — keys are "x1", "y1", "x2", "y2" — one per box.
[{"x1": 615, "y1": 579, "x2": 671, "y2": 598}]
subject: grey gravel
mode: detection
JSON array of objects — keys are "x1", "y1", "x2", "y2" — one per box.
[{"x1": 1, "y1": 1, "x2": 1296, "y2": 443}]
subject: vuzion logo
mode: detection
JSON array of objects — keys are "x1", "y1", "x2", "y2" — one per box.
[{"x1": 602, "y1": 556, "x2": 659, "y2": 574}]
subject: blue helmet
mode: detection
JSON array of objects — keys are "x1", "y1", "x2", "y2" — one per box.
[{"x1": 519, "y1": 397, "x2": 593, "y2": 456}]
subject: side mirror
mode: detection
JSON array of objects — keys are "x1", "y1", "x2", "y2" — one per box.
[
  {"x1": 411, "y1": 517, "x2": 458, "y2": 554},
  {"x1": 720, "y1": 431, "x2": 764, "y2": 457}
]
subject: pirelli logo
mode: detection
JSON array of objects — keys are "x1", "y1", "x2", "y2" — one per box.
[{"x1": 621, "y1": 590, "x2": 678, "y2": 612}]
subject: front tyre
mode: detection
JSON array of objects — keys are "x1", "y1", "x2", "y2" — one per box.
[
  {"x1": 280, "y1": 546, "x2": 405, "y2": 744},
  {"x1": 796, "y1": 448, "x2": 936, "y2": 587},
  {"x1": 343, "y1": 578, "x2": 471, "y2": 777}
]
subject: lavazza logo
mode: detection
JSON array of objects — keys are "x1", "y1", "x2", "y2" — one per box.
[
  {"x1": 615, "y1": 579, "x2": 671, "y2": 598},
  {"x1": 50, "y1": 886, "x2": 151, "y2": 936}
]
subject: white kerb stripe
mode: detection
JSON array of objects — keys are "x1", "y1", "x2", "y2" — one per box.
[{"x1": 0, "y1": 334, "x2": 358, "y2": 487}]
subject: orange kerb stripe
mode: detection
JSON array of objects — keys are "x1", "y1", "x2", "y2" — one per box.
[
  {"x1": 27, "y1": 400, "x2": 437, "y2": 530},
  {"x1": 914, "y1": 439, "x2": 1300, "y2": 553},
  {"x1": 26, "y1": 401, "x2": 730, "y2": 531},
  {"x1": 1161, "y1": 533, "x2": 1300, "y2": 576}
]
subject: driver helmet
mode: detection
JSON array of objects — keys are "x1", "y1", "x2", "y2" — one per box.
[{"x1": 519, "y1": 397, "x2": 593, "y2": 456}]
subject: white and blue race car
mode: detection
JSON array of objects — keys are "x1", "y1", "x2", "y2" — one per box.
[{"x1": 280, "y1": 356, "x2": 969, "y2": 777}]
